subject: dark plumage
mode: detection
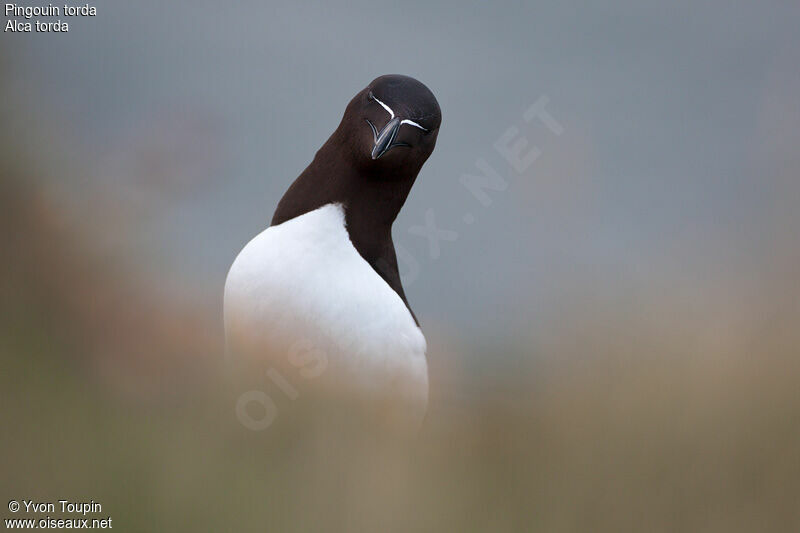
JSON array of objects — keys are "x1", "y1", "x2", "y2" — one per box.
[{"x1": 272, "y1": 75, "x2": 441, "y2": 320}]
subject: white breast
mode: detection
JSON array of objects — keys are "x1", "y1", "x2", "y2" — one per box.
[{"x1": 224, "y1": 203, "x2": 428, "y2": 429}]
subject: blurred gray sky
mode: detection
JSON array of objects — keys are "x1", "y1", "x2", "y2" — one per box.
[{"x1": 3, "y1": 0, "x2": 799, "y2": 345}]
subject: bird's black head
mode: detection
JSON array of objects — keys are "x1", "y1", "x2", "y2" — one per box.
[
  {"x1": 273, "y1": 74, "x2": 442, "y2": 228},
  {"x1": 336, "y1": 74, "x2": 441, "y2": 170}
]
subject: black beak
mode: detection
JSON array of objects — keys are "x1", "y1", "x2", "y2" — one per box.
[{"x1": 370, "y1": 117, "x2": 403, "y2": 159}]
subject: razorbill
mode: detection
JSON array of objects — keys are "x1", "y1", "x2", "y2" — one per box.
[{"x1": 224, "y1": 75, "x2": 441, "y2": 433}]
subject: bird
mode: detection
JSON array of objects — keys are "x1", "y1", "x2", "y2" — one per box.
[{"x1": 224, "y1": 75, "x2": 442, "y2": 435}]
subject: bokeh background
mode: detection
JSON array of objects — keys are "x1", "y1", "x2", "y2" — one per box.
[{"x1": 2, "y1": 1, "x2": 799, "y2": 531}]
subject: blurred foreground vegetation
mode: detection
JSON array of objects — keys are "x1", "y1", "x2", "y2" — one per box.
[{"x1": 1, "y1": 84, "x2": 799, "y2": 533}]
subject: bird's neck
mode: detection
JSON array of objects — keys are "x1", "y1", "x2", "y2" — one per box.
[
  {"x1": 271, "y1": 138, "x2": 419, "y2": 322},
  {"x1": 273, "y1": 136, "x2": 418, "y2": 223}
]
